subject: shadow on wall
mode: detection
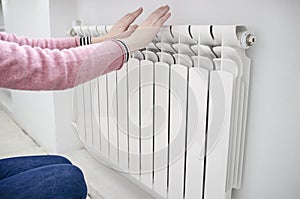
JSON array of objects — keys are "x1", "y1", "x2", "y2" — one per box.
[{"x1": 0, "y1": 0, "x2": 5, "y2": 31}]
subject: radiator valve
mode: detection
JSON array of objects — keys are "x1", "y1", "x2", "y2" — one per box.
[{"x1": 240, "y1": 31, "x2": 256, "y2": 49}]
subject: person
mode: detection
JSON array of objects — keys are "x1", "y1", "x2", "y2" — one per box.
[{"x1": 0, "y1": 5, "x2": 171, "y2": 199}]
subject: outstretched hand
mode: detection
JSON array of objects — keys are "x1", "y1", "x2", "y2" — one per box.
[
  {"x1": 92, "y1": 7, "x2": 143, "y2": 43},
  {"x1": 121, "y1": 5, "x2": 171, "y2": 52},
  {"x1": 106, "y1": 7, "x2": 143, "y2": 39},
  {"x1": 92, "y1": 5, "x2": 171, "y2": 50}
]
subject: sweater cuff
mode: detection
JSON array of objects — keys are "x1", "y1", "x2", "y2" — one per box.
[
  {"x1": 74, "y1": 36, "x2": 81, "y2": 47},
  {"x1": 115, "y1": 39, "x2": 130, "y2": 63},
  {"x1": 79, "y1": 36, "x2": 92, "y2": 46}
]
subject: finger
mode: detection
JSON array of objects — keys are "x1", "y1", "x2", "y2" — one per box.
[
  {"x1": 117, "y1": 7, "x2": 143, "y2": 25},
  {"x1": 132, "y1": 7, "x2": 143, "y2": 15},
  {"x1": 146, "y1": 5, "x2": 166, "y2": 21},
  {"x1": 151, "y1": 5, "x2": 170, "y2": 23},
  {"x1": 155, "y1": 12, "x2": 171, "y2": 27},
  {"x1": 125, "y1": 7, "x2": 143, "y2": 25}
]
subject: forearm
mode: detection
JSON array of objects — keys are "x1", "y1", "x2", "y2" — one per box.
[
  {"x1": 0, "y1": 32, "x2": 81, "y2": 50},
  {"x1": 0, "y1": 40, "x2": 126, "y2": 90}
]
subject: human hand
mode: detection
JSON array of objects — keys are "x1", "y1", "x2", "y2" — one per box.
[
  {"x1": 91, "y1": 7, "x2": 143, "y2": 44},
  {"x1": 107, "y1": 7, "x2": 143, "y2": 39},
  {"x1": 120, "y1": 5, "x2": 171, "y2": 53}
]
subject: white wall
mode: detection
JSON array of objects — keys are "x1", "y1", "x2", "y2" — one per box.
[
  {"x1": 0, "y1": 0, "x2": 4, "y2": 26},
  {"x1": 2, "y1": 0, "x2": 50, "y2": 37},
  {"x1": 76, "y1": 0, "x2": 300, "y2": 198},
  {"x1": 49, "y1": 0, "x2": 78, "y2": 37}
]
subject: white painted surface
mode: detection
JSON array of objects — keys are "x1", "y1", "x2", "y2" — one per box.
[
  {"x1": 0, "y1": 0, "x2": 4, "y2": 27},
  {"x1": 153, "y1": 62, "x2": 169, "y2": 198},
  {"x1": 127, "y1": 58, "x2": 140, "y2": 180},
  {"x1": 10, "y1": 91, "x2": 57, "y2": 152},
  {"x1": 117, "y1": 63, "x2": 129, "y2": 172},
  {"x1": 53, "y1": 90, "x2": 83, "y2": 153},
  {"x1": 168, "y1": 65, "x2": 187, "y2": 199},
  {"x1": 185, "y1": 67, "x2": 208, "y2": 199},
  {"x1": 140, "y1": 60, "x2": 154, "y2": 189},
  {"x1": 204, "y1": 71, "x2": 233, "y2": 199},
  {"x1": 0, "y1": 88, "x2": 11, "y2": 113},
  {"x1": 107, "y1": 71, "x2": 119, "y2": 165},
  {"x1": 2, "y1": 0, "x2": 50, "y2": 37},
  {"x1": 49, "y1": 0, "x2": 78, "y2": 37}
]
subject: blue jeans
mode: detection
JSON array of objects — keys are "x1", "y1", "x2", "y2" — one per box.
[{"x1": 0, "y1": 155, "x2": 87, "y2": 199}]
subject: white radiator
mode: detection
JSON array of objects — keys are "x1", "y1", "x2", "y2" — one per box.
[{"x1": 70, "y1": 24, "x2": 255, "y2": 199}]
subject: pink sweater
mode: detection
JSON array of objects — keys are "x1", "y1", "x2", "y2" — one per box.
[{"x1": 0, "y1": 32, "x2": 126, "y2": 90}]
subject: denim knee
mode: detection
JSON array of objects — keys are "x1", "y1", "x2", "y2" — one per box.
[
  {"x1": 46, "y1": 155, "x2": 72, "y2": 165},
  {"x1": 0, "y1": 155, "x2": 73, "y2": 180},
  {"x1": 56, "y1": 164, "x2": 88, "y2": 198},
  {"x1": 0, "y1": 164, "x2": 87, "y2": 199}
]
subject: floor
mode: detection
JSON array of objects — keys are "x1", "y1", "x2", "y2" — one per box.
[
  {"x1": 0, "y1": 107, "x2": 153, "y2": 199},
  {"x1": 0, "y1": 109, "x2": 46, "y2": 159}
]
